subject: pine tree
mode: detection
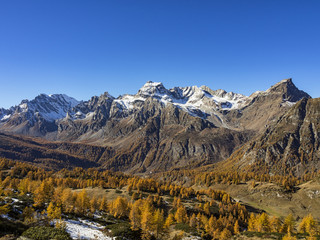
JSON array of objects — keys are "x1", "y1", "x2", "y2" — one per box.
[
  {"x1": 205, "y1": 215, "x2": 216, "y2": 236},
  {"x1": 18, "y1": 178, "x2": 31, "y2": 196},
  {"x1": 47, "y1": 202, "x2": 55, "y2": 220},
  {"x1": 203, "y1": 202, "x2": 210, "y2": 215}
]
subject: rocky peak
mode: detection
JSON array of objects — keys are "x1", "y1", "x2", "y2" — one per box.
[
  {"x1": 92, "y1": 92, "x2": 114, "y2": 107},
  {"x1": 180, "y1": 86, "x2": 205, "y2": 99},
  {"x1": 222, "y1": 97, "x2": 320, "y2": 176},
  {"x1": 0, "y1": 108, "x2": 9, "y2": 121},
  {"x1": 100, "y1": 92, "x2": 115, "y2": 100},
  {"x1": 15, "y1": 94, "x2": 80, "y2": 121},
  {"x1": 266, "y1": 78, "x2": 311, "y2": 102},
  {"x1": 0, "y1": 79, "x2": 312, "y2": 139},
  {"x1": 71, "y1": 92, "x2": 115, "y2": 119},
  {"x1": 138, "y1": 81, "x2": 169, "y2": 97}
]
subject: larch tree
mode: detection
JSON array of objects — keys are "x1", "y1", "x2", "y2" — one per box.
[
  {"x1": 33, "y1": 180, "x2": 54, "y2": 208},
  {"x1": 110, "y1": 196, "x2": 129, "y2": 219},
  {"x1": 175, "y1": 205, "x2": 188, "y2": 224},
  {"x1": 75, "y1": 189, "x2": 90, "y2": 215},
  {"x1": 189, "y1": 213, "x2": 197, "y2": 228},
  {"x1": 257, "y1": 212, "x2": 270, "y2": 232},
  {"x1": 141, "y1": 203, "x2": 154, "y2": 240},
  {"x1": 164, "y1": 213, "x2": 175, "y2": 229},
  {"x1": 61, "y1": 188, "x2": 74, "y2": 213},
  {"x1": 129, "y1": 200, "x2": 143, "y2": 231},
  {"x1": 47, "y1": 201, "x2": 61, "y2": 220},
  {"x1": 153, "y1": 209, "x2": 165, "y2": 239},
  {"x1": 270, "y1": 216, "x2": 282, "y2": 233},
  {"x1": 281, "y1": 214, "x2": 295, "y2": 234},
  {"x1": 220, "y1": 228, "x2": 232, "y2": 240},
  {"x1": 99, "y1": 196, "x2": 108, "y2": 212},
  {"x1": 248, "y1": 213, "x2": 256, "y2": 231},
  {"x1": 234, "y1": 220, "x2": 240, "y2": 234}
]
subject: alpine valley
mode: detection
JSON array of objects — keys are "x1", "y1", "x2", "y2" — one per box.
[{"x1": 2, "y1": 78, "x2": 320, "y2": 240}]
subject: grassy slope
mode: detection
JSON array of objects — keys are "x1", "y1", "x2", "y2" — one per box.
[{"x1": 195, "y1": 180, "x2": 320, "y2": 220}]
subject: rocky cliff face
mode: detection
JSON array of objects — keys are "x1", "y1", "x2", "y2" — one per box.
[
  {"x1": 224, "y1": 78, "x2": 311, "y2": 132},
  {"x1": 221, "y1": 98, "x2": 320, "y2": 176},
  {"x1": 0, "y1": 79, "x2": 312, "y2": 173},
  {"x1": 0, "y1": 94, "x2": 79, "y2": 136}
]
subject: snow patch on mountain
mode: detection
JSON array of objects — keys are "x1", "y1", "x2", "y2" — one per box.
[
  {"x1": 114, "y1": 95, "x2": 145, "y2": 110},
  {"x1": 0, "y1": 81, "x2": 251, "y2": 125},
  {"x1": 116, "y1": 81, "x2": 248, "y2": 119},
  {"x1": 1, "y1": 94, "x2": 80, "y2": 123},
  {"x1": 25, "y1": 94, "x2": 80, "y2": 121},
  {"x1": 1, "y1": 79, "x2": 303, "y2": 129},
  {"x1": 1, "y1": 114, "x2": 11, "y2": 121}
]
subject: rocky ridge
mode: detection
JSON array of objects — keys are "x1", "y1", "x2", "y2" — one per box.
[
  {"x1": 0, "y1": 79, "x2": 312, "y2": 173},
  {"x1": 220, "y1": 97, "x2": 320, "y2": 176}
]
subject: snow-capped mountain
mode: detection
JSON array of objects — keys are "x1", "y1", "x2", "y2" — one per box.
[
  {"x1": 0, "y1": 108, "x2": 9, "y2": 122},
  {"x1": 115, "y1": 81, "x2": 248, "y2": 117},
  {"x1": 19, "y1": 94, "x2": 79, "y2": 121},
  {"x1": 0, "y1": 94, "x2": 80, "y2": 135},
  {"x1": 1, "y1": 94, "x2": 79, "y2": 122},
  {"x1": 0, "y1": 79, "x2": 310, "y2": 136},
  {"x1": 0, "y1": 79, "x2": 312, "y2": 173}
]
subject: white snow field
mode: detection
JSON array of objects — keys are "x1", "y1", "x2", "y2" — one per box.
[{"x1": 60, "y1": 219, "x2": 113, "y2": 240}]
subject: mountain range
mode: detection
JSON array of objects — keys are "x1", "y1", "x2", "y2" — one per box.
[{"x1": 0, "y1": 78, "x2": 316, "y2": 176}]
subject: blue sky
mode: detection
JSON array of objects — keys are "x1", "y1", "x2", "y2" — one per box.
[{"x1": 0, "y1": 0, "x2": 320, "y2": 108}]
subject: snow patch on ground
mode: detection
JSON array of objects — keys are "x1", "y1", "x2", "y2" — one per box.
[
  {"x1": 62, "y1": 219, "x2": 112, "y2": 240},
  {"x1": 0, "y1": 214, "x2": 14, "y2": 221}
]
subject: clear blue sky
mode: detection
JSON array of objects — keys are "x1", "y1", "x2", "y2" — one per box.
[{"x1": 0, "y1": 0, "x2": 320, "y2": 108}]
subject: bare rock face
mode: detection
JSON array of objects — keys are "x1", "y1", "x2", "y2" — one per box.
[
  {"x1": 266, "y1": 78, "x2": 310, "y2": 102},
  {"x1": 0, "y1": 94, "x2": 79, "y2": 136},
  {"x1": 222, "y1": 98, "x2": 320, "y2": 176},
  {"x1": 224, "y1": 78, "x2": 311, "y2": 132},
  {"x1": 0, "y1": 79, "x2": 312, "y2": 173}
]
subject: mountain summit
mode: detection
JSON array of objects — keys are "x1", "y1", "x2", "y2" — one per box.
[
  {"x1": 266, "y1": 78, "x2": 310, "y2": 102},
  {"x1": 0, "y1": 94, "x2": 79, "y2": 135},
  {"x1": 0, "y1": 79, "x2": 313, "y2": 173}
]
